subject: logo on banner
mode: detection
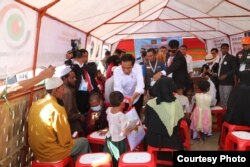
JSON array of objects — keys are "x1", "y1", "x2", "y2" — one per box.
[{"x1": 0, "y1": 3, "x2": 30, "y2": 49}]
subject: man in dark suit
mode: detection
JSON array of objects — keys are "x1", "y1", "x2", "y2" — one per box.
[
  {"x1": 217, "y1": 43, "x2": 237, "y2": 107},
  {"x1": 166, "y1": 40, "x2": 190, "y2": 90}
]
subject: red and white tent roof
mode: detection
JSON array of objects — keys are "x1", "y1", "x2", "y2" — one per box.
[{"x1": 18, "y1": 0, "x2": 250, "y2": 44}]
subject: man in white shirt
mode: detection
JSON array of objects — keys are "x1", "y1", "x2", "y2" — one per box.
[
  {"x1": 180, "y1": 45, "x2": 193, "y2": 76},
  {"x1": 113, "y1": 54, "x2": 145, "y2": 115}
]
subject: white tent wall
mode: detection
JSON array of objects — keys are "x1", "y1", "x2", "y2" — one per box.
[
  {"x1": 86, "y1": 35, "x2": 103, "y2": 62},
  {"x1": 230, "y1": 33, "x2": 245, "y2": 56},
  {"x1": 36, "y1": 16, "x2": 87, "y2": 69},
  {"x1": 206, "y1": 36, "x2": 230, "y2": 55},
  {"x1": 0, "y1": 1, "x2": 37, "y2": 79}
]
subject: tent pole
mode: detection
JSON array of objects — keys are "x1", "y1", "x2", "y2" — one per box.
[{"x1": 227, "y1": 35, "x2": 233, "y2": 55}]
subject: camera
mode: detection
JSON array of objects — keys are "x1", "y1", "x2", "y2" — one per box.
[{"x1": 71, "y1": 39, "x2": 81, "y2": 58}]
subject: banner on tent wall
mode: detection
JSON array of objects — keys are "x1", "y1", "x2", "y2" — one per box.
[
  {"x1": 134, "y1": 37, "x2": 183, "y2": 59},
  {"x1": 230, "y1": 33, "x2": 244, "y2": 56},
  {"x1": 206, "y1": 36, "x2": 230, "y2": 55},
  {"x1": 86, "y1": 36, "x2": 103, "y2": 62},
  {"x1": 37, "y1": 16, "x2": 86, "y2": 69},
  {"x1": 0, "y1": 1, "x2": 37, "y2": 79},
  {"x1": 116, "y1": 39, "x2": 135, "y2": 55}
]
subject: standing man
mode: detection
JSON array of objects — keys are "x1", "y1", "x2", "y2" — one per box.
[
  {"x1": 144, "y1": 48, "x2": 166, "y2": 95},
  {"x1": 236, "y1": 36, "x2": 250, "y2": 74},
  {"x1": 166, "y1": 40, "x2": 189, "y2": 90},
  {"x1": 180, "y1": 45, "x2": 193, "y2": 76},
  {"x1": 28, "y1": 77, "x2": 90, "y2": 162},
  {"x1": 218, "y1": 43, "x2": 237, "y2": 107},
  {"x1": 58, "y1": 66, "x2": 86, "y2": 136},
  {"x1": 71, "y1": 50, "x2": 94, "y2": 115},
  {"x1": 101, "y1": 50, "x2": 111, "y2": 70},
  {"x1": 113, "y1": 54, "x2": 144, "y2": 115}
]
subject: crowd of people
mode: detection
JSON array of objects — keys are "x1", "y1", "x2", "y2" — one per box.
[{"x1": 2, "y1": 37, "x2": 250, "y2": 166}]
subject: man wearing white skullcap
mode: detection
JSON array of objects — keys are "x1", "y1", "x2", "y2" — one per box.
[
  {"x1": 59, "y1": 66, "x2": 86, "y2": 136},
  {"x1": 28, "y1": 77, "x2": 90, "y2": 163}
]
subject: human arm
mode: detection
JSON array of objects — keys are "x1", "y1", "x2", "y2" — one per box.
[
  {"x1": 113, "y1": 67, "x2": 124, "y2": 93},
  {"x1": 166, "y1": 55, "x2": 182, "y2": 74},
  {"x1": 131, "y1": 64, "x2": 145, "y2": 105},
  {"x1": 219, "y1": 56, "x2": 237, "y2": 82},
  {"x1": 6, "y1": 66, "x2": 55, "y2": 94},
  {"x1": 53, "y1": 109, "x2": 73, "y2": 148}
]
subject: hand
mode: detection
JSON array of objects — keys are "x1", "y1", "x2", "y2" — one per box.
[
  {"x1": 98, "y1": 128, "x2": 108, "y2": 136},
  {"x1": 79, "y1": 114, "x2": 85, "y2": 122},
  {"x1": 91, "y1": 112, "x2": 100, "y2": 121},
  {"x1": 39, "y1": 66, "x2": 55, "y2": 78},
  {"x1": 219, "y1": 74, "x2": 227, "y2": 81},
  {"x1": 153, "y1": 72, "x2": 162, "y2": 81}
]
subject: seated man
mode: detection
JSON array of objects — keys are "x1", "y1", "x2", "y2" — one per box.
[
  {"x1": 87, "y1": 92, "x2": 108, "y2": 134},
  {"x1": 28, "y1": 77, "x2": 90, "y2": 162}
]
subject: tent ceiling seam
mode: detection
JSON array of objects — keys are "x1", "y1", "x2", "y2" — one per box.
[
  {"x1": 166, "y1": 6, "x2": 229, "y2": 36},
  {"x1": 88, "y1": 0, "x2": 145, "y2": 34}
]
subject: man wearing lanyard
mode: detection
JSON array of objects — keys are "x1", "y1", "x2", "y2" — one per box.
[
  {"x1": 218, "y1": 43, "x2": 237, "y2": 108},
  {"x1": 236, "y1": 36, "x2": 250, "y2": 76},
  {"x1": 113, "y1": 54, "x2": 144, "y2": 115},
  {"x1": 144, "y1": 48, "x2": 166, "y2": 96}
]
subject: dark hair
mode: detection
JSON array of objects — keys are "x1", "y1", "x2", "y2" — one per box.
[
  {"x1": 89, "y1": 92, "x2": 102, "y2": 102},
  {"x1": 180, "y1": 45, "x2": 188, "y2": 49},
  {"x1": 75, "y1": 49, "x2": 88, "y2": 58},
  {"x1": 147, "y1": 48, "x2": 156, "y2": 55},
  {"x1": 211, "y1": 48, "x2": 218, "y2": 53},
  {"x1": 221, "y1": 43, "x2": 229, "y2": 48},
  {"x1": 201, "y1": 64, "x2": 210, "y2": 73},
  {"x1": 141, "y1": 51, "x2": 147, "y2": 58},
  {"x1": 198, "y1": 80, "x2": 210, "y2": 92},
  {"x1": 115, "y1": 49, "x2": 122, "y2": 55},
  {"x1": 105, "y1": 51, "x2": 111, "y2": 56},
  {"x1": 120, "y1": 54, "x2": 135, "y2": 65},
  {"x1": 160, "y1": 46, "x2": 167, "y2": 49},
  {"x1": 109, "y1": 91, "x2": 124, "y2": 107},
  {"x1": 106, "y1": 55, "x2": 121, "y2": 66},
  {"x1": 46, "y1": 89, "x2": 52, "y2": 94},
  {"x1": 67, "y1": 50, "x2": 72, "y2": 54},
  {"x1": 168, "y1": 40, "x2": 179, "y2": 49}
]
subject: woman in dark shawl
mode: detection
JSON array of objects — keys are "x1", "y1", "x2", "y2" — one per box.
[
  {"x1": 145, "y1": 77, "x2": 184, "y2": 151},
  {"x1": 224, "y1": 70, "x2": 250, "y2": 126}
]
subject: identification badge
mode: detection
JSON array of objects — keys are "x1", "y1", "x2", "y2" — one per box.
[
  {"x1": 168, "y1": 73, "x2": 173, "y2": 78},
  {"x1": 150, "y1": 78, "x2": 156, "y2": 86},
  {"x1": 224, "y1": 61, "x2": 227, "y2": 65},
  {"x1": 247, "y1": 56, "x2": 250, "y2": 59},
  {"x1": 79, "y1": 78, "x2": 88, "y2": 91},
  {"x1": 239, "y1": 64, "x2": 246, "y2": 72}
]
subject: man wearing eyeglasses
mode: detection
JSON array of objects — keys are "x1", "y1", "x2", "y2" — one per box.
[{"x1": 166, "y1": 40, "x2": 190, "y2": 90}]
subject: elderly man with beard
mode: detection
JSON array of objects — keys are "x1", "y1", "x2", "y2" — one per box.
[
  {"x1": 28, "y1": 77, "x2": 90, "y2": 162},
  {"x1": 58, "y1": 66, "x2": 86, "y2": 137}
]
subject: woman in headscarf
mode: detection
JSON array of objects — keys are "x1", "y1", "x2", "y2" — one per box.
[
  {"x1": 224, "y1": 70, "x2": 250, "y2": 126},
  {"x1": 144, "y1": 77, "x2": 185, "y2": 152}
]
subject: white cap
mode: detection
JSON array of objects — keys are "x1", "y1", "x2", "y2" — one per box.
[
  {"x1": 45, "y1": 77, "x2": 63, "y2": 90},
  {"x1": 54, "y1": 65, "x2": 72, "y2": 77},
  {"x1": 205, "y1": 53, "x2": 215, "y2": 63}
]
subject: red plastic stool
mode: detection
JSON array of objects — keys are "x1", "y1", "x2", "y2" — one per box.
[
  {"x1": 31, "y1": 157, "x2": 74, "y2": 167},
  {"x1": 219, "y1": 122, "x2": 250, "y2": 149},
  {"x1": 118, "y1": 152, "x2": 155, "y2": 167},
  {"x1": 224, "y1": 131, "x2": 250, "y2": 151},
  {"x1": 75, "y1": 153, "x2": 112, "y2": 167},
  {"x1": 179, "y1": 119, "x2": 191, "y2": 150},
  {"x1": 87, "y1": 130, "x2": 107, "y2": 152},
  {"x1": 211, "y1": 106, "x2": 226, "y2": 131},
  {"x1": 147, "y1": 145, "x2": 176, "y2": 166}
]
